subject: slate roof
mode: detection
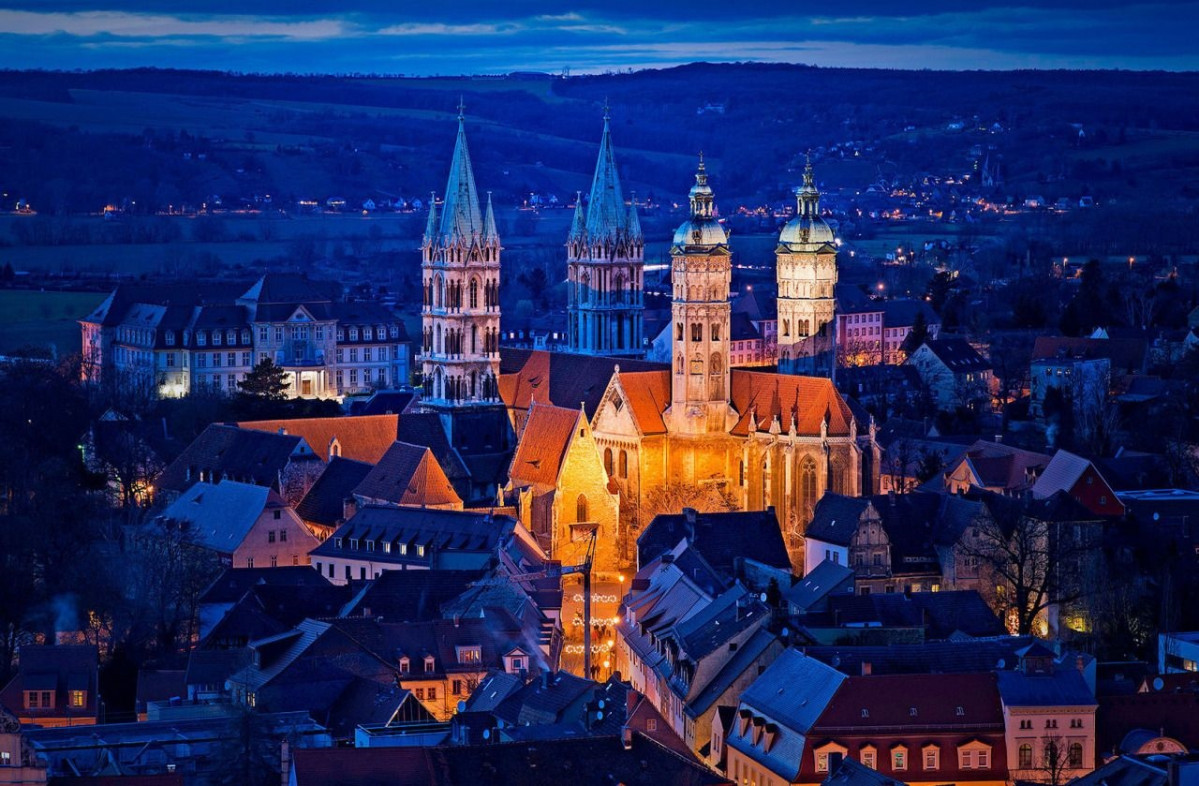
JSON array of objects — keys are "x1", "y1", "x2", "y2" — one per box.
[
  {"x1": 800, "y1": 636, "x2": 1037, "y2": 676},
  {"x1": 816, "y1": 591, "x2": 1006, "y2": 639},
  {"x1": 785, "y1": 561, "x2": 855, "y2": 613},
  {"x1": 954, "y1": 440, "x2": 1051, "y2": 492},
  {"x1": 296, "y1": 457, "x2": 373, "y2": 528},
  {"x1": 729, "y1": 311, "x2": 762, "y2": 341},
  {"x1": 507, "y1": 404, "x2": 581, "y2": 488},
  {"x1": 237, "y1": 415, "x2": 400, "y2": 464},
  {"x1": 882, "y1": 299, "x2": 939, "y2": 328},
  {"x1": 996, "y1": 665, "x2": 1097, "y2": 707},
  {"x1": 639, "y1": 509, "x2": 790, "y2": 577},
  {"x1": 157, "y1": 481, "x2": 283, "y2": 554},
  {"x1": 805, "y1": 494, "x2": 870, "y2": 547},
  {"x1": 1032, "y1": 450, "x2": 1122, "y2": 514},
  {"x1": 290, "y1": 732, "x2": 729, "y2": 786},
  {"x1": 0, "y1": 645, "x2": 100, "y2": 719},
  {"x1": 309, "y1": 506, "x2": 513, "y2": 565},
  {"x1": 919, "y1": 338, "x2": 991, "y2": 372},
  {"x1": 198, "y1": 566, "x2": 333, "y2": 606},
  {"x1": 348, "y1": 390, "x2": 417, "y2": 416},
  {"x1": 1067, "y1": 756, "x2": 1170, "y2": 786},
  {"x1": 338, "y1": 568, "x2": 487, "y2": 622},
  {"x1": 1097, "y1": 679, "x2": 1199, "y2": 756},
  {"x1": 353, "y1": 441, "x2": 462, "y2": 508},
  {"x1": 687, "y1": 627, "x2": 779, "y2": 718},
  {"x1": 156, "y1": 423, "x2": 314, "y2": 494},
  {"x1": 823, "y1": 757, "x2": 910, "y2": 786}
]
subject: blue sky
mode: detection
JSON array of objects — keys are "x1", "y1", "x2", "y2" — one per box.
[{"x1": 0, "y1": 1, "x2": 1194, "y2": 73}]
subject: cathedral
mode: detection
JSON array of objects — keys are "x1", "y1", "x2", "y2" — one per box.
[{"x1": 420, "y1": 110, "x2": 876, "y2": 573}]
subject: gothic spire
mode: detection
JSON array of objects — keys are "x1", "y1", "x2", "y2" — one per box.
[
  {"x1": 627, "y1": 192, "x2": 642, "y2": 243},
  {"x1": 585, "y1": 104, "x2": 629, "y2": 243},
  {"x1": 569, "y1": 191, "x2": 587, "y2": 243},
  {"x1": 482, "y1": 191, "x2": 498, "y2": 244},
  {"x1": 689, "y1": 153, "x2": 715, "y2": 218},
  {"x1": 438, "y1": 107, "x2": 483, "y2": 243},
  {"x1": 423, "y1": 191, "x2": 438, "y2": 244}
]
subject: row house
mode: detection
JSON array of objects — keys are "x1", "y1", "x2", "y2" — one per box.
[
  {"x1": 80, "y1": 274, "x2": 409, "y2": 400},
  {"x1": 617, "y1": 541, "x2": 783, "y2": 755},
  {"x1": 836, "y1": 298, "x2": 940, "y2": 367}
]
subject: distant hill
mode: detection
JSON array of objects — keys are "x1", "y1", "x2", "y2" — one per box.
[{"x1": 0, "y1": 64, "x2": 1196, "y2": 215}]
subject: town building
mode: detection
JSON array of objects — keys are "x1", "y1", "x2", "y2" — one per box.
[
  {"x1": 80, "y1": 275, "x2": 409, "y2": 400},
  {"x1": 835, "y1": 299, "x2": 940, "y2": 367},
  {"x1": 906, "y1": 339, "x2": 994, "y2": 412},
  {"x1": 0, "y1": 646, "x2": 100, "y2": 728},
  {"x1": 566, "y1": 107, "x2": 645, "y2": 357}
]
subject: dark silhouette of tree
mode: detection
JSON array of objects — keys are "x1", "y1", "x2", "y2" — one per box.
[
  {"x1": 899, "y1": 311, "x2": 929, "y2": 357},
  {"x1": 237, "y1": 359, "x2": 289, "y2": 401}
]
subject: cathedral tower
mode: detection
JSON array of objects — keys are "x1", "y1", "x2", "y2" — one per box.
[
  {"x1": 419, "y1": 108, "x2": 502, "y2": 408},
  {"x1": 567, "y1": 107, "x2": 645, "y2": 357},
  {"x1": 666, "y1": 156, "x2": 736, "y2": 436},
  {"x1": 776, "y1": 159, "x2": 838, "y2": 376}
]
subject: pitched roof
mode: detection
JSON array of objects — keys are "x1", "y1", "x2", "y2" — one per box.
[
  {"x1": 954, "y1": 440, "x2": 1051, "y2": 492},
  {"x1": 499, "y1": 348, "x2": 666, "y2": 418},
  {"x1": 996, "y1": 665, "x2": 1097, "y2": 707},
  {"x1": 296, "y1": 457, "x2": 374, "y2": 528},
  {"x1": 785, "y1": 560, "x2": 855, "y2": 613},
  {"x1": 814, "y1": 671, "x2": 1003, "y2": 729},
  {"x1": 729, "y1": 311, "x2": 762, "y2": 341},
  {"x1": 819, "y1": 590, "x2": 1006, "y2": 639},
  {"x1": 437, "y1": 115, "x2": 483, "y2": 244},
  {"x1": 919, "y1": 338, "x2": 991, "y2": 372},
  {"x1": 805, "y1": 495, "x2": 870, "y2": 546},
  {"x1": 156, "y1": 423, "x2": 313, "y2": 494},
  {"x1": 639, "y1": 509, "x2": 790, "y2": 577},
  {"x1": 1032, "y1": 335, "x2": 1147, "y2": 372},
  {"x1": 800, "y1": 636, "x2": 1038, "y2": 676},
  {"x1": 730, "y1": 370, "x2": 854, "y2": 437},
  {"x1": 353, "y1": 441, "x2": 462, "y2": 508},
  {"x1": 616, "y1": 370, "x2": 672, "y2": 435},
  {"x1": 198, "y1": 566, "x2": 333, "y2": 606},
  {"x1": 338, "y1": 569, "x2": 487, "y2": 622},
  {"x1": 157, "y1": 481, "x2": 277, "y2": 554},
  {"x1": 395, "y1": 412, "x2": 471, "y2": 484},
  {"x1": 310, "y1": 506, "x2": 513, "y2": 565},
  {"x1": 237, "y1": 415, "x2": 400, "y2": 464},
  {"x1": 507, "y1": 404, "x2": 582, "y2": 488},
  {"x1": 823, "y1": 757, "x2": 910, "y2": 786}
]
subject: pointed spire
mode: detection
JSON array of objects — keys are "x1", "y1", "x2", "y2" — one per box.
[
  {"x1": 798, "y1": 152, "x2": 820, "y2": 219},
  {"x1": 627, "y1": 191, "x2": 642, "y2": 242},
  {"x1": 569, "y1": 191, "x2": 587, "y2": 244},
  {"x1": 585, "y1": 105, "x2": 629, "y2": 244},
  {"x1": 438, "y1": 109, "x2": 483, "y2": 244},
  {"x1": 423, "y1": 191, "x2": 438, "y2": 243},
  {"x1": 689, "y1": 152, "x2": 714, "y2": 218},
  {"x1": 482, "y1": 191, "x2": 498, "y2": 243}
]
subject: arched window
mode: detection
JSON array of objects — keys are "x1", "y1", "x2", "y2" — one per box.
[
  {"x1": 471, "y1": 324, "x2": 478, "y2": 354},
  {"x1": 711, "y1": 323, "x2": 721, "y2": 341},
  {"x1": 1068, "y1": 744, "x2": 1083, "y2": 768},
  {"x1": 604, "y1": 448, "x2": 614, "y2": 477},
  {"x1": 739, "y1": 459, "x2": 746, "y2": 487},
  {"x1": 576, "y1": 494, "x2": 589, "y2": 523},
  {"x1": 435, "y1": 324, "x2": 442, "y2": 354},
  {"x1": 1018, "y1": 745, "x2": 1033, "y2": 769},
  {"x1": 676, "y1": 353, "x2": 684, "y2": 375},
  {"x1": 801, "y1": 456, "x2": 818, "y2": 518},
  {"x1": 618, "y1": 450, "x2": 628, "y2": 479},
  {"x1": 676, "y1": 322, "x2": 683, "y2": 341},
  {"x1": 783, "y1": 319, "x2": 790, "y2": 337},
  {"x1": 434, "y1": 275, "x2": 443, "y2": 308},
  {"x1": 762, "y1": 456, "x2": 772, "y2": 508},
  {"x1": 1043, "y1": 742, "x2": 1058, "y2": 768},
  {"x1": 469, "y1": 278, "x2": 479, "y2": 309}
]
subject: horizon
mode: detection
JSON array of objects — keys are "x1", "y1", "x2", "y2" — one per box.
[{"x1": 0, "y1": 2, "x2": 1195, "y2": 75}]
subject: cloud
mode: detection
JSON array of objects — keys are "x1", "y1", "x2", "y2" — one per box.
[{"x1": 0, "y1": 8, "x2": 347, "y2": 40}]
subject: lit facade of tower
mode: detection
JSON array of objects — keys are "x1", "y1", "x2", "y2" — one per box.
[
  {"x1": 666, "y1": 157, "x2": 736, "y2": 436},
  {"x1": 566, "y1": 109, "x2": 644, "y2": 357},
  {"x1": 419, "y1": 110, "x2": 502, "y2": 408},
  {"x1": 776, "y1": 160, "x2": 838, "y2": 376}
]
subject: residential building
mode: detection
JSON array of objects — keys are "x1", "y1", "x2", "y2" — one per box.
[
  {"x1": 0, "y1": 646, "x2": 99, "y2": 728},
  {"x1": 637, "y1": 507, "x2": 791, "y2": 579},
  {"x1": 836, "y1": 299, "x2": 940, "y2": 367},
  {"x1": 80, "y1": 275, "x2": 409, "y2": 399},
  {"x1": 906, "y1": 339, "x2": 994, "y2": 412},
  {"x1": 154, "y1": 423, "x2": 322, "y2": 500},
  {"x1": 0, "y1": 704, "x2": 47, "y2": 784},
  {"x1": 941, "y1": 440, "x2": 1051, "y2": 496},
  {"x1": 997, "y1": 643, "x2": 1098, "y2": 782},
  {"x1": 1031, "y1": 450, "x2": 1125, "y2": 517},
  {"x1": 154, "y1": 480, "x2": 322, "y2": 569},
  {"x1": 1029, "y1": 353, "x2": 1111, "y2": 420},
  {"x1": 566, "y1": 107, "x2": 645, "y2": 357},
  {"x1": 1159, "y1": 632, "x2": 1199, "y2": 674}
]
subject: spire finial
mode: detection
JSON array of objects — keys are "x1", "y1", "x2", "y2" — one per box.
[
  {"x1": 602, "y1": 97, "x2": 610, "y2": 122},
  {"x1": 457, "y1": 96, "x2": 465, "y2": 122}
]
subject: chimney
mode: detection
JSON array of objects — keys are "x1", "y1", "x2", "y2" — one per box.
[
  {"x1": 277, "y1": 426, "x2": 287, "y2": 435},
  {"x1": 343, "y1": 497, "x2": 357, "y2": 521},
  {"x1": 621, "y1": 726, "x2": 634, "y2": 750},
  {"x1": 861, "y1": 661, "x2": 872, "y2": 676}
]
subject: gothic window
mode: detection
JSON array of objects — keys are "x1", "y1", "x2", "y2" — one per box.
[
  {"x1": 691, "y1": 323, "x2": 702, "y2": 342},
  {"x1": 711, "y1": 323, "x2": 721, "y2": 341},
  {"x1": 783, "y1": 319, "x2": 790, "y2": 337},
  {"x1": 676, "y1": 323, "x2": 683, "y2": 341},
  {"x1": 762, "y1": 456, "x2": 772, "y2": 508},
  {"x1": 469, "y1": 278, "x2": 479, "y2": 309},
  {"x1": 576, "y1": 494, "x2": 589, "y2": 523},
  {"x1": 604, "y1": 448, "x2": 614, "y2": 477},
  {"x1": 801, "y1": 456, "x2": 818, "y2": 518},
  {"x1": 435, "y1": 325, "x2": 441, "y2": 354},
  {"x1": 799, "y1": 319, "x2": 811, "y2": 337},
  {"x1": 618, "y1": 450, "x2": 628, "y2": 479},
  {"x1": 434, "y1": 275, "x2": 443, "y2": 308},
  {"x1": 739, "y1": 459, "x2": 745, "y2": 487},
  {"x1": 676, "y1": 353, "x2": 684, "y2": 375},
  {"x1": 471, "y1": 325, "x2": 478, "y2": 354},
  {"x1": 470, "y1": 371, "x2": 477, "y2": 399}
]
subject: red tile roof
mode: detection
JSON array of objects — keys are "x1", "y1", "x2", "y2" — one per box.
[
  {"x1": 353, "y1": 441, "x2": 462, "y2": 508},
  {"x1": 815, "y1": 672, "x2": 1004, "y2": 729},
  {"x1": 730, "y1": 370, "x2": 854, "y2": 437},
  {"x1": 237, "y1": 415, "x2": 399, "y2": 464},
  {"x1": 508, "y1": 404, "x2": 583, "y2": 488},
  {"x1": 618, "y1": 371, "x2": 672, "y2": 435}
]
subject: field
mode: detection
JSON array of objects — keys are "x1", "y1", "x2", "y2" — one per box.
[{"x1": 0, "y1": 290, "x2": 105, "y2": 357}]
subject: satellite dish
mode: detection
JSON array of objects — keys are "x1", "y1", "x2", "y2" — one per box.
[
  {"x1": 597, "y1": 699, "x2": 605, "y2": 709},
  {"x1": 1153, "y1": 677, "x2": 1165, "y2": 691},
  {"x1": 760, "y1": 593, "x2": 768, "y2": 603},
  {"x1": 482, "y1": 729, "x2": 491, "y2": 740},
  {"x1": 457, "y1": 700, "x2": 466, "y2": 713},
  {"x1": 596, "y1": 711, "x2": 604, "y2": 721},
  {"x1": 997, "y1": 659, "x2": 1006, "y2": 669},
  {"x1": 1153, "y1": 512, "x2": 1161, "y2": 521},
  {"x1": 781, "y1": 628, "x2": 790, "y2": 638}
]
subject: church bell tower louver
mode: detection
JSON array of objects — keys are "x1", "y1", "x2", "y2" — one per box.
[{"x1": 419, "y1": 105, "x2": 502, "y2": 408}]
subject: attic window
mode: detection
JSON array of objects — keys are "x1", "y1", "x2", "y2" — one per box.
[
  {"x1": 456, "y1": 646, "x2": 482, "y2": 664},
  {"x1": 861, "y1": 708, "x2": 869, "y2": 718},
  {"x1": 424, "y1": 656, "x2": 435, "y2": 673},
  {"x1": 909, "y1": 707, "x2": 918, "y2": 716},
  {"x1": 956, "y1": 706, "x2": 965, "y2": 716},
  {"x1": 398, "y1": 657, "x2": 410, "y2": 674}
]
